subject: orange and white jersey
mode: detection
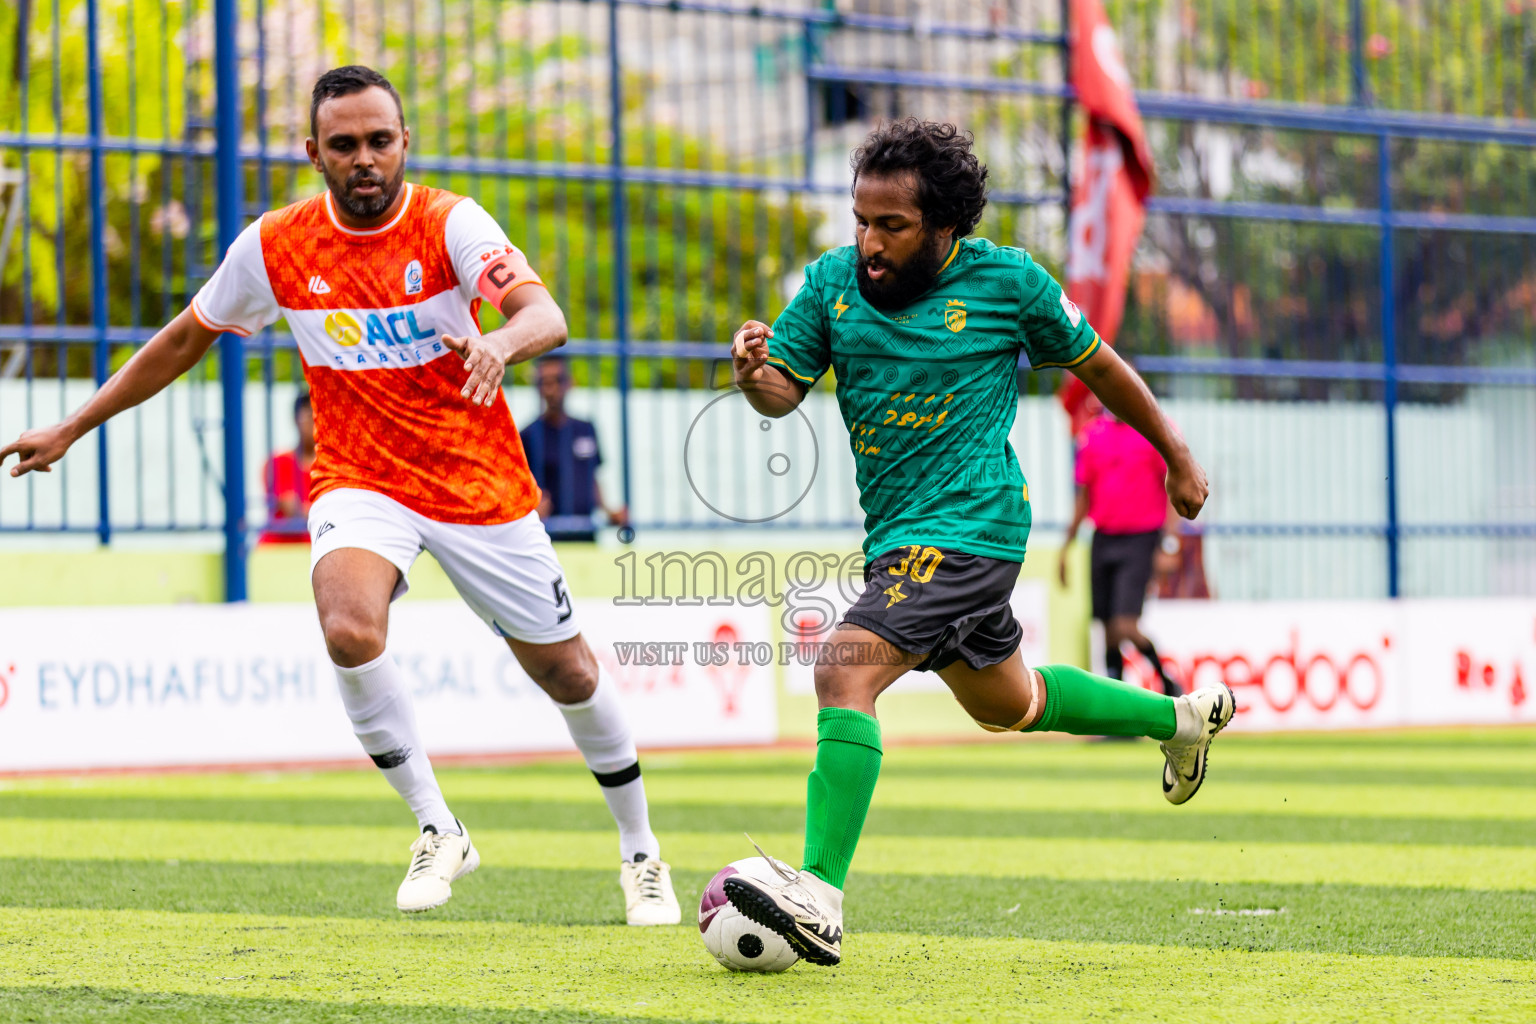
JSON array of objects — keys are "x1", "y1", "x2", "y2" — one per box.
[{"x1": 191, "y1": 184, "x2": 545, "y2": 525}]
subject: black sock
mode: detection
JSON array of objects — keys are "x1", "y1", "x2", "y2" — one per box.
[
  {"x1": 1134, "y1": 638, "x2": 1181, "y2": 696},
  {"x1": 1104, "y1": 643, "x2": 1124, "y2": 681}
]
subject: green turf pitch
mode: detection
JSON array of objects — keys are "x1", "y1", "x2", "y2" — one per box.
[{"x1": 1, "y1": 731, "x2": 1533, "y2": 1023}]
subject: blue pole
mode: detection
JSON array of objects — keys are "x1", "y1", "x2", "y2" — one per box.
[
  {"x1": 1349, "y1": 0, "x2": 1366, "y2": 106},
  {"x1": 86, "y1": 0, "x2": 110, "y2": 546},
  {"x1": 215, "y1": 0, "x2": 247, "y2": 601},
  {"x1": 608, "y1": 0, "x2": 633, "y2": 538},
  {"x1": 802, "y1": 23, "x2": 816, "y2": 188},
  {"x1": 1060, "y1": 0, "x2": 1072, "y2": 225},
  {"x1": 1357, "y1": 0, "x2": 1397, "y2": 597},
  {"x1": 1379, "y1": 133, "x2": 1400, "y2": 599}
]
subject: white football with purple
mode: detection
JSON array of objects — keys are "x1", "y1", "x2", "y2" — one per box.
[{"x1": 698, "y1": 857, "x2": 800, "y2": 972}]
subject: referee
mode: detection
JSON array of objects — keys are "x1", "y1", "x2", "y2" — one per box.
[{"x1": 1059, "y1": 397, "x2": 1184, "y2": 696}]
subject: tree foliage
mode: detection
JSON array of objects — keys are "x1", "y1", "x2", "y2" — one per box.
[
  {"x1": 1105, "y1": 0, "x2": 1536, "y2": 386},
  {"x1": 3, "y1": 0, "x2": 1533, "y2": 393},
  {"x1": 0, "y1": 0, "x2": 824, "y2": 386}
]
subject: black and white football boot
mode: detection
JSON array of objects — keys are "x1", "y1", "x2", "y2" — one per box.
[
  {"x1": 722, "y1": 841, "x2": 844, "y2": 966},
  {"x1": 1160, "y1": 682, "x2": 1236, "y2": 805}
]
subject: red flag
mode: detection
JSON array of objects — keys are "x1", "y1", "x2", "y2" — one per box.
[{"x1": 1061, "y1": 0, "x2": 1154, "y2": 433}]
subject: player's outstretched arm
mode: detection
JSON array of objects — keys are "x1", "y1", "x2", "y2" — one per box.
[
  {"x1": 730, "y1": 320, "x2": 805, "y2": 418},
  {"x1": 1071, "y1": 344, "x2": 1209, "y2": 519},
  {"x1": 0, "y1": 307, "x2": 221, "y2": 478},
  {"x1": 442, "y1": 283, "x2": 568, "y2": 407}
]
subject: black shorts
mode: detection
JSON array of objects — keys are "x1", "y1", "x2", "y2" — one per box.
[
  {"x1": 1090, "y1": 530, "x2": 1160, "y2": 621},
  {"x1": 841, "y1": 545, "x2": 1023, "y2": 673}
]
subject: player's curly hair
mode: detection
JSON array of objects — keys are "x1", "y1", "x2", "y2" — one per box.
[
  {"x1": 850, "y1": 119, "x2": 989, "y2": 237},
  {"x1": 311, "y1": 65, "x2": 404, "y2": 139}
]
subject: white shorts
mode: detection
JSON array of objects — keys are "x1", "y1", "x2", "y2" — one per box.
[{"x1": 307, "y1": 488, "x2": 579, "y2": 644}]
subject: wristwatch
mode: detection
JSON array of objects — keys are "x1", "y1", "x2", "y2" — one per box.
[{"x1": 1160, "y1": 535, "x2": 1181, "y2": 555}]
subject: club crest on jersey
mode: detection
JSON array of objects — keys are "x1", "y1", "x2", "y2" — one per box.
[
  {"x1": 944, "y1": 299, "x2": 967, "y2": 333},
  {"x1": 404, "y1": 259, "x2": 424, "y2": 296}
]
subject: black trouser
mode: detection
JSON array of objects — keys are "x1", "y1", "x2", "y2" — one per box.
[{"x1": 1090, "y1": 530, "x2": 1181, "y2": 696}]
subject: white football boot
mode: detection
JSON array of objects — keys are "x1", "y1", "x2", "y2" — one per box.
[
  {"x1": 620, "y1": 853, "x2": 682, "y2": 926},
  {"x1": 722, "y1": 841, "x2": 844, "y2": 966},
  {"x1": 396, "y1": 821, "x2": 479, "y2": 913},
  {"x1": 1160, "y1": 682, "x2": 1237, "y2": 805}
]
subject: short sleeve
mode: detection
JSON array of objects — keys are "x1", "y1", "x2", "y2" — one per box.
[
  {"x1": 766, "y1": 260, "x2": 832, "y2": 387},
  {"x1": 444, "y1": 199, "x2": 545, "y2": 310},
  {"x1": 1019, "y1": 261, "x2": 1102, "y2": 370},
  {"x1": 190, "y1": 218, "x2": 279, "y2": 337}
]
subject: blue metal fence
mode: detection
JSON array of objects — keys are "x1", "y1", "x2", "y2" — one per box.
[{"x1": 1, "y1": 0, "x2": 1533, "y2": 602}]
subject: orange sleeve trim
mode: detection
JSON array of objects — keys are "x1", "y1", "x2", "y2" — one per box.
[
  {"x1": 189, "y1": 298, "x2": 252, "y2": 337},
  {"x1": 506, "y1": 277, "x2": 548, "y2": 296},
  {"x1": 487, "y1": 277, "x2": 551, "y2": 319}
]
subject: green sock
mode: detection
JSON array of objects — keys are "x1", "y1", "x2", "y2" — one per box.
[
  {"x1": 800, "y1": 707, "x2": 882, "y2": 890},
  {"x1": 1025, "y1": 664, "x2": 1179, "y2": 740}
]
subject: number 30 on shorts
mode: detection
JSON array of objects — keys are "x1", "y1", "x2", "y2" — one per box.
[{"x1": 887, "y1": 545, "x2": 944, "y2": 583}]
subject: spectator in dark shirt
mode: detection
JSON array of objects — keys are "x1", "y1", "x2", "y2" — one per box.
[
  {"x1": 520, "y1": 355, "x2": 627, "y2": 542},
  {"x1": 261, "y1": 391, "x2": 315, "y2": 545}
]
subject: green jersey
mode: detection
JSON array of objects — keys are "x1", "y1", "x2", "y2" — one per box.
[{"x1": 767, "y1": 237, "x2": 1101, "y2": 562}]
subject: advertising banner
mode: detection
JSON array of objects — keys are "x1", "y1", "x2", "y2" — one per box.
[
  {"x1": 0, "y1": 600, "x2": 776, "y2": 773},
  {"x1": 1129, "y1": 599, "x2": 1535, "y2": 731},
  {"x1": 3, "y1": 595, "x2": 1529, "y2": 771}
]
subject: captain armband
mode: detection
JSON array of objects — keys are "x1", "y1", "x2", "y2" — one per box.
[{"x1": 475, "y1": 246, "x2": 544, "y2": 308}]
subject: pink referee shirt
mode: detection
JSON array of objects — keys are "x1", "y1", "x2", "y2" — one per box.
[{"x1": 1074, "y1": 416, "x2": 1168, "y2": 535}]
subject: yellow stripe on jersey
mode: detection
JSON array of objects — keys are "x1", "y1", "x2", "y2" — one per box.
[
  {"x1": 938, "y1": 240, "x2": 961, "y2": 274},
  {"x1": 1033, "y1": 332, "x2": 1103, "y2": 370},
  {"x1": 766, "y1": 355, "x2": 817, "y2": 384}
]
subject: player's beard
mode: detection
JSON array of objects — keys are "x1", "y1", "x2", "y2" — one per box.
[
  {"x1": 855, "y1": 232, "x2": 949, "y2": 312},
  {"x1": 324, "y1": 161, "x2": 405, "y2": 220}
]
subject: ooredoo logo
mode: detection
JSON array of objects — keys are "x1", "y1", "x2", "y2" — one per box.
[{"x1": 1132, "y1": 631, "x2": 1388, "y2": 715}]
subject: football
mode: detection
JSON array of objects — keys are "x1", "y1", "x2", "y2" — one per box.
[{"x1": 698, "y1": 858, "x2": 801, "y2": 972}]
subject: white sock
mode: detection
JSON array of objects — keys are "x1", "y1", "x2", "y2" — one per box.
[
  {"x1": 334, "y1": 652, "x2": 458, "y2": 835},
  {"x1": 556, "y1": 667, "x2": 660, "y2": 862}
]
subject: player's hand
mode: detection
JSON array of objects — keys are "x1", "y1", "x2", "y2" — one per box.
[
  {"x1": 442, "y1": 333, "x2": 513, "y2": 407},
  {"x1": 0, "y1": 422, "x2": 75, "y2": 478},
  {"x1": 1166, "y1": 458, "x2": 1209, "y2": 519},
  {"x1": 1056, "y1": 547, "x2": 1069, "y2": 588},
  {"x1": 731, "y1": 320, "x2": 773, "y2": 377}
]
